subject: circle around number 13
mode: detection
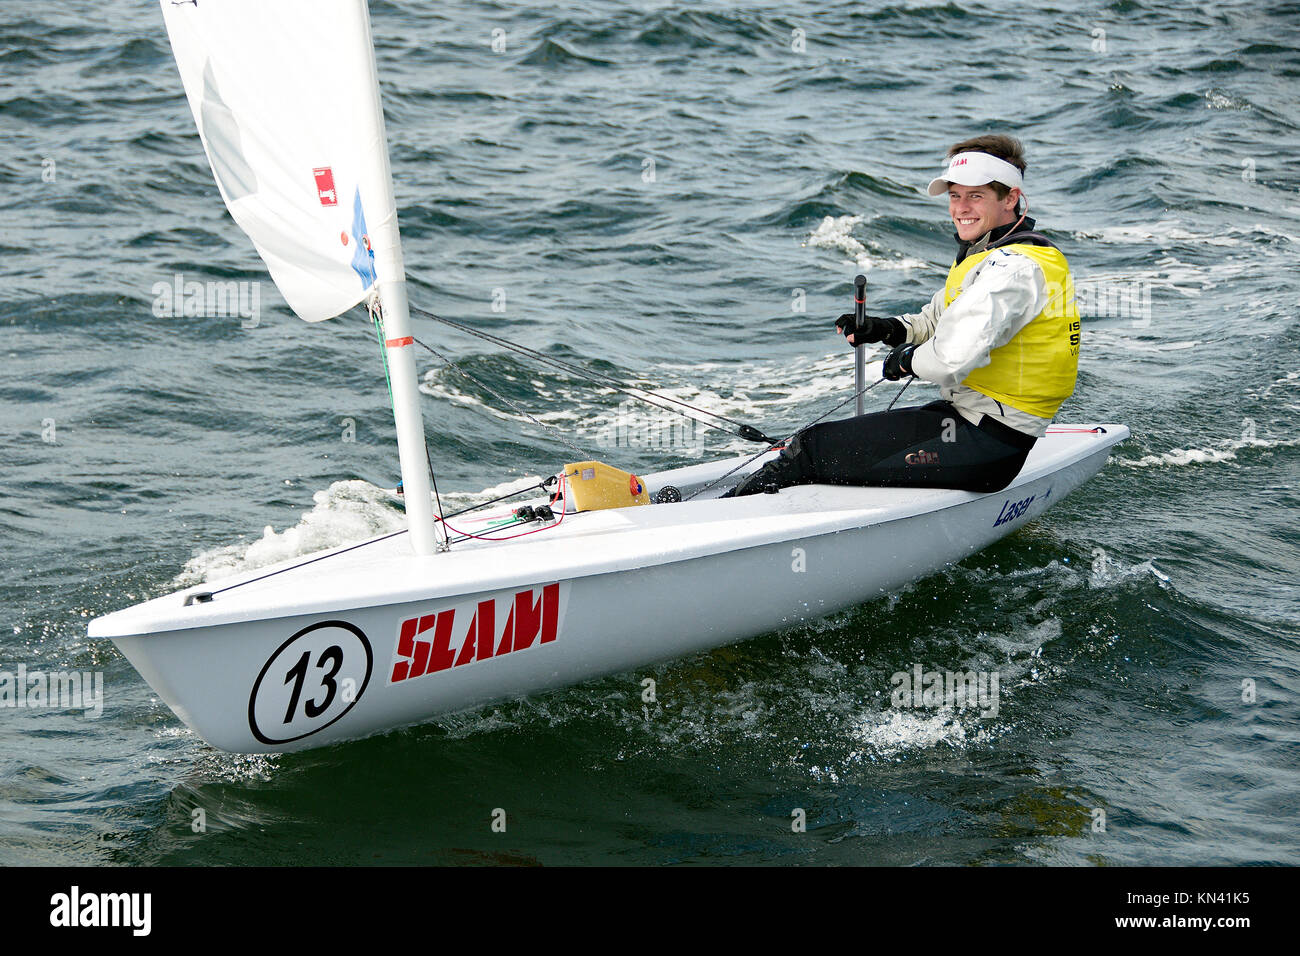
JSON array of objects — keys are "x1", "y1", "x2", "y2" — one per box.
[{"x1": 248, "y1": 620, "x2": 373, "y2": 745}]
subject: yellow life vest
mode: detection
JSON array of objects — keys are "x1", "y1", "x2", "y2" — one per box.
[{"x1": 943, "y1": 242, "x2": 1080, "y2": 419}]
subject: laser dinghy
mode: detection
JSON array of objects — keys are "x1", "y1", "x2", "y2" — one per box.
[{"x1": 88, "y1": 0, "x2": 1127, "y2": 753}]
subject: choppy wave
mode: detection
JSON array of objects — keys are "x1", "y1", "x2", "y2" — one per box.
[
  {"x1": 1116, "y1": 426, "x2": 1300, "y2": 468},
  {"x1": 173, "y1": 481, "x2": 406, "y2": 586},
  {"x1": 171, "y1": 474, "x2": 558, "y2": 587},
  {"x1": 805, "y1": 215, "x2": 932, "y2": 272}
]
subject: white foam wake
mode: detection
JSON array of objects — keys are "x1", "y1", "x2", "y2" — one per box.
[
  {"x1": 173, "y1": 480, "x2": 406, "y2": 587},
  {"x1": 849, "y1": 708, "x2": 994, "y2": 758},
  {"x1": 806, "y1": 215, "x2": 931, "y2": 272},
  {"x1": 174, "y1": 474, "x2": 556, "y2": 588},
  {"x1": 1117, "y1": 426, "x2": 1300, "y2": 469},
  {"x1": 1075, "y1": 218, "x2": 1300, "y2": 247}
]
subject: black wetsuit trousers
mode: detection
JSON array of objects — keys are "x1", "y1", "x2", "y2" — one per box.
[{"x1": 731, "y1": 400, "x2": 1037, "y2": 496}]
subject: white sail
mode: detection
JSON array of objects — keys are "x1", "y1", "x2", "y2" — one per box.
[
  {"x1": 161, "y1": 0, "x2": 395, "y2": 322},
  {"x1": 160, "y1": 0, "x2": 440, "y2": 553}
]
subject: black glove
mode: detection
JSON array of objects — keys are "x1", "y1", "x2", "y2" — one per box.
[
  {"x1": 882, "y1": 343, "x2": 916, "y2": 381},
  {"x1": 835, "y1": 314, "x2": 906, "y2": 347}
]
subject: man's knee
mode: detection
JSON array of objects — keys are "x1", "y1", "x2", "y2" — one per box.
[{"x1": 961, "y1": 454, "x2": 1030, "y2": 493}]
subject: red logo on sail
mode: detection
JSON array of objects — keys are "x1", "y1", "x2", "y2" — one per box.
[
  {"x1": 314, "y1": 167, "x2": 339, "y2": 206},
  {"x1": 389, "y1": 583, "x2": 563, "y2": 683}
]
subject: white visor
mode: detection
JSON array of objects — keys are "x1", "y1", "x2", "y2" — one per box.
[{"x1": 927, "y1": 151, "x2": 1024, "y2": 196}]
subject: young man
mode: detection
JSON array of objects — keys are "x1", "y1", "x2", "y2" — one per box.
[{"x1": 729, "y1": 134, "x2": 1080, "y2": 497}]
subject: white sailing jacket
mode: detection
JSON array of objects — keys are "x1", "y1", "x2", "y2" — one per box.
[{"x1": 896, "y1": 243, "x2": 1054, "y2": 438}]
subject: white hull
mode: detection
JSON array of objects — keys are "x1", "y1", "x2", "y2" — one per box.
[{"x1": 90, "y1": 425, "x2": 1127, "y2": 752}]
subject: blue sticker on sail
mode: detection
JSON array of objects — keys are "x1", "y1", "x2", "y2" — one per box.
[{"x1": 350, "y1": 186, "x2": 376, "y2": 288}]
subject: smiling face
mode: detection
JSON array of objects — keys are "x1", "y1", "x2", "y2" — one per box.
[{"x1": 947, "y1": 183, "x2": 1021, "y2": 241}]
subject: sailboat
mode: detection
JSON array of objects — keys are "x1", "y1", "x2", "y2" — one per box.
[{"x1": 88, "y1": 0, "x2": 1127, "y2": 753}]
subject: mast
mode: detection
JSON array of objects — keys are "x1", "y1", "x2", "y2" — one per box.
[
  {"x1": 376, "y1": 283, "x2": 441, "y2": 556},
  {"x1": 157, "y1": 0, "x2": 441, "y2": 554},
  {"x1": 348, "y1": 0, "x2": 440, "y2": 555}
]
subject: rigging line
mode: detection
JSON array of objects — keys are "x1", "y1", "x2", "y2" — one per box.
[
  {"x1": 193, "y1": 478, "x2": 559, "y2": 600},
  {"x1": 412, "y1": 328, "x2": 764, "y2": 446},
  {"x1": 441, "y1": 515, "x2": 527, "y2": 543},
  {"x1": 367, "y1": 294, "x2": 395, "y2": 408},
  {"x1": 417, "y1": 335, "x2": 595, "y2": 462},
  {"x1": 426, "y1": 443, "x2": 449, "y2": 551},
  {"x1": 407, "y1": 303, "x2": 777, "y2": 444},
  {"x1": 436, "y1": 479, "x2": 552, "y2": 521},
  {"x1": 683, "y1": 376, "x2": 890, "y2": 502},
  {"x1": 434, "y1": 478, "x2": 551, "y2": 522},
  {"x1": 441, "y1": 472, "x2": 570, "y2": 544},
  {"x1": 407, "y1": 303, "x2": 744, "y2": 425},
  {"x1": 352, "y1": 316, "x2": 561, "y2": 524},
  {"x1": 886, "y1": 375, "x2": 914, "y2": 411},
  {"x1": 200, "y1": 528, "x2": 409, "y2": 599}
]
